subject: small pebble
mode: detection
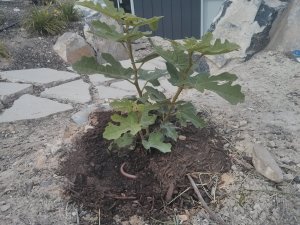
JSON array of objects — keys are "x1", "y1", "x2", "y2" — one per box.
[
  {"x1": 224, "y1": 143, "x2": 230, "y2": 148},
  {"x1": 268, "y1": 141, "x2": 276, "y2": 148},
  {"x1": 239, "y1": 120, "x2": 248, "y2": 127},
  {"x1": 178, "y1": 135, "x2": 186, "y2": 141},
  {"x1": 293, "y1": 176, "x2": 300, "y2": 184},
  {"x1": 1, "y1": 204, "x2": 11, "y2": 212},
  {"x1": 178, "y1": 215, "x2": 188, "y2": 222}
]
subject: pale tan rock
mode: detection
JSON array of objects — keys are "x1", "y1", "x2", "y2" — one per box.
[
  {"x1": 178, "y1": 214, "x2": 189, "y2": 222},
  {"x1": 53, "y1": 32, "x2": 95, "y2": 64},
  {"x1": 252, "y1": 144, "x2": 283, "y2": 182},
  {"x1": 219, "y1": 173, "x2": 235, "y2": 189},
  {"x1": 84, "y1": 15, "x2": 128, "y2": 64},
  {"x1": 34, "y1": 150, "x2": 47, "y2": 170}
]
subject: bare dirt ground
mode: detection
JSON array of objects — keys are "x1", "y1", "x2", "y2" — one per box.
[
  {"x1": 0, "y1": 2, "x2": 299, "y2": 224},
  {"x1": 184, "y1": 51, "x2": 300, "y2": 225},
  {"x1": 0, "y1": 50, "x2": 299, "y2": 225}
]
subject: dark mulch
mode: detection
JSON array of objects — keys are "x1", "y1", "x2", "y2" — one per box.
[{"x1": 59, "y1": 111, "x2": 231, "y2": 224}]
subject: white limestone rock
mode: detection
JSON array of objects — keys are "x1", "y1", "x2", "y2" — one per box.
[
  {"x1": 252, "y1": 144, "x2": 284, "y2": 183},
  {"x1": 53, "y1": 32, "x2": 95, "y2": 64},
  {"x1": 0, "y1": 82, "x2": 33, "y2": 104},
  {"x1": 0, "y1": 68, "x2": 79, "y2": 88},
  {"x1": 41, "y1": 80, "x2": 91, "y2": 104}
]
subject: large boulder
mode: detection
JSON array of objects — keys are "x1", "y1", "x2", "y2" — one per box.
[
  {"x1": 75, "y1": 0, "x2": 129, "y2": 64},
  {"x1": 53, "y1": 32, "x2": 95, "y2": 64},
  {"x1": 266, "y1": 0, "x2": 300, "y2": 51},
  {"x1": 209, "y1": 0, "x2": 288, "y2": 67},
  {"x1": 84, "y1": 14, "x2": 129, "y2": 64}
]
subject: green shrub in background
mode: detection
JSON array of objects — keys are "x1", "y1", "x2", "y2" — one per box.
[
  {"x1": 0, "y1": 42, "x2": 9, "y2": 59},
  {"x1": 73, "y1": 0, "x2": 245, "y2": 153},
  {"x1": 58, "y1": 1, "x2": 81, "y2": 22},
  {"x1": 32, "y1": 0, "x2": 56, "y2": 5},
  {"x1": 23, "y1": 6, "x2": 66, "y2": 35}
]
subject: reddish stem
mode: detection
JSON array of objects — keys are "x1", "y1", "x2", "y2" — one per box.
[{"x1": 120, "y1": 162, "x2": 138, "y2": 179}]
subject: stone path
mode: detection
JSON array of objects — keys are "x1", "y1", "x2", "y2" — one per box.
[{"x1": 0, "y1": 58, "x2": 168, "y2": 123}]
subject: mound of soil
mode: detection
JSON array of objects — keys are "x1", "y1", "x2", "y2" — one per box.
[{"x1": 60, "y1": 111, "x2": 231, "y2": 224}]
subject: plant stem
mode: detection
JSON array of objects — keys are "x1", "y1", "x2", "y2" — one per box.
[
  {"x1": 126, "y1": 41, "x2": 143, "y2": 97},
  {"x1": 162, "y1": 86, "x2": 184, "y2": 122},
  {"x1": 163, "y1": 52, "x2": 194, "y2": 122}
]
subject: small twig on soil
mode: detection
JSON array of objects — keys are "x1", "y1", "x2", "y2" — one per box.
[
  {"x1": 231, "y1": 155, "x2": 253, "y2": 170},
  {"x1": 187, "y1": 174, "x2": 228, "y2": 225},
  {"x1": 98, "y1": 208, "x2": 101, "y2": 225},
  {"x1": 65, "y1": 201, "x2": 69, "y2": 217},
  {"x1": 105, "y1": 194, "x2": 137, "y2": 200},
  {"x1": 166, "y1": 187, "x2": 191, "y2": 205},
  {"x1": 120, "y1": 162, "x2": 138, "y2": 179},
  {"x1": 76, "y1": 208, "x2": 80, "y2": 225},
  {"x1": 198, "y1": 173, "x2": 213, "y2": 200}
]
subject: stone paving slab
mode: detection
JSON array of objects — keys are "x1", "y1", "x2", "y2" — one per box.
[
  {"x1": 89, "y1": 74, "x2": 115, "y2": 86},
  {"x1": 0, "y1": 82, "x2": 33, "y2": 104},
  {"x1": 110, "y1": 80, "x2": 146, "y2": 93},
  {"x1": 0, "y1": 94, "x2": 73, "y2": 123},
  {"x1": 40, "y1": 80, "x2": 91, "y2": 104},
  {"x1": 120, "y1": 57, "x2": 166, "y2": 71},
  {"x1": 96, "y1": 85, "x2": 136, "y2": 99},
  {"x1": 0, "y1": 68, "x2": 80, "y2": 88}
]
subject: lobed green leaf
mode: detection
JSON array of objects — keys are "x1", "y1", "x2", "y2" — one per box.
[
  {"x1": 182, "y1": 32, "x2": 240, "y2": 55},
  {"x1": 144, "y1": 86, "x2": 167, "y2": 102},
  {"x1": 153, "y1": 43, "x2": 189, "y2": 71},
  {"x1": 91, "y1": 20, "x2": 124, "y2": 41},
  {"x1": 114, "y1": 133, "x2": 135, "y2": 148},
  {"x1": 139, "y1": 68, "x2": 168, "y2": 86},
  {"x1": 176, "y1": 102, "x2": 205, "y2": 128},
  {"x1": 77, "y1": 0, "x2": 124, "y2": 21},
  {"x1": 103, "y1": 112, "x2": 142, "y2": 140},
  {"x1": 135, "y1": 52, "x2": 160, "y2": 64},
  {"x1": 186, "y1": 72, "x2": 245, "y2": 105},
  {"x1": 160, "y1": 123, "x2": 178, "y2": 141},
  {"x1": 142, "y1": 131, "x2": 172, "y2": 153},
  {"x1": 73, "y1": 54, "x2": 134, "y2": 80},
  {"x1": 110, "y1": 99, "x2": 136, "y2": 112}
]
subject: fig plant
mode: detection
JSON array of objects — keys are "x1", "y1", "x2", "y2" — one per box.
[{"x1": 73, "y1": 0, "x2": 245, "y2": 153}]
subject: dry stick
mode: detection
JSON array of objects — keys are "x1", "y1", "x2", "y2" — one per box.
[
  {"x1": 106, "y1": 195, "x2": 137, "y2": 200},
  {"x1": 76, "y1": 209, "x2": 80, "y2": 225},
  {"x1": 187, "y1": 174, "x2": 228, "y2": 225},
  {"x1": 98, "y1": 208, "x2": 101, "y2": 225},
  {"x1": 166, "y1": 187, "x2": 191, "y2": 205}
]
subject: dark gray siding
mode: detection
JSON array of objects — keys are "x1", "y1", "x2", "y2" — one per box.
[{"x1": 133, "y1": 0, "x2": 201, "y2": 39}]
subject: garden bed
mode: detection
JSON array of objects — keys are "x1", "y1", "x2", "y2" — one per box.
[{"x1": 60, "y1": 111, "x2": 231, "y2": 224}]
